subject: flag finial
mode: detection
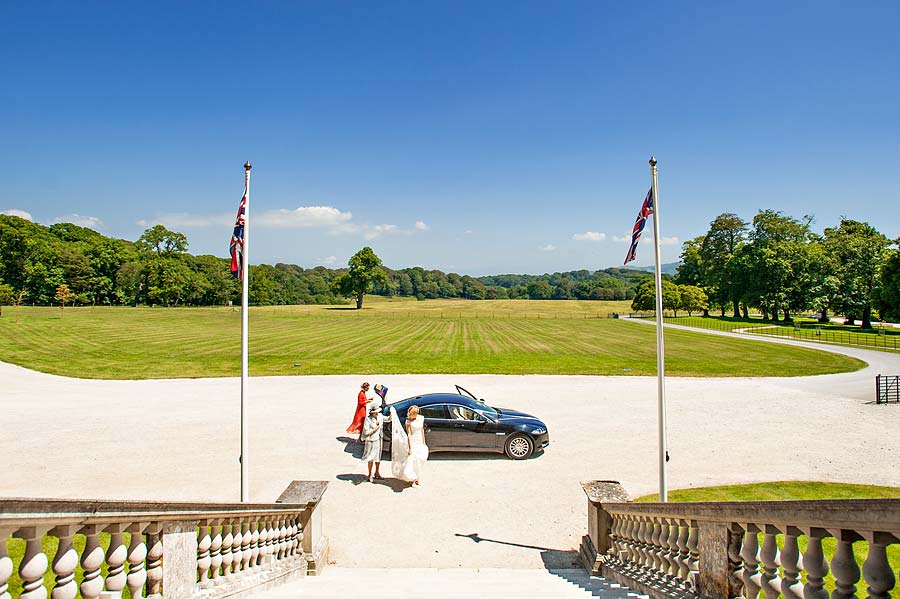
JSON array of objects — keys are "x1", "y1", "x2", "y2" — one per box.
[
  {"x1": 649, "y1": 156, "x2": 657, "y2": 167},
  {"x1": 244, "y1": 161, "x2": 252, "y2": 171}
]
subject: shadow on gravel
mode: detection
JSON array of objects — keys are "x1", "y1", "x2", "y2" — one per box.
[
  {"x1": 335, "y1": 473, "x2": 368, "y2": 486},
  {"x1": 454, "y1": 532, "x2": 581, "y2": 568},
  {"x1": 336, "y1": 436, "x2": 364, "y2": 459},
  {"x1": 335, "y1": 473, "x2": 410, "y2": 493}
]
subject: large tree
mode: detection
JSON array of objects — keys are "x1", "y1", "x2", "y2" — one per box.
[
  {"x1": 333, "y1": 246, "x2": 387, "y2": 309},
  {"x1": 700, "y1": 213, "x2": 747, "y2": 317},
  {"x1": 823, "y1": 219, "x2": 892, "y2": 328},
  {"x1": 874, "y1": 249, "x2": 900, "y2": 322}
]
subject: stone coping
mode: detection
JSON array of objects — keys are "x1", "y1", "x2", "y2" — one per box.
[
  {"x1": 597, "y1": 498, "x2": 900, "y2": 531},
  {"x1": 0, "y1": 497, "x2": 313, "y2": 528},
  {"x1": 275, "y1": 481, "x2": 328, "y2": 506}
]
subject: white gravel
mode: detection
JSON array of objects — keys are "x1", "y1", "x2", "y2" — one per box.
[{"x1": 2, "y1": 328, "x2": 899, "y2": 568}]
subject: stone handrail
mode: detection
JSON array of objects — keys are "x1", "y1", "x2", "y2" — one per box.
[
  {"x1": 581, "y1": 481, "x2": 900, "y2": 599},
  {"x1": 0, "y1": 494, "x2": 324, "y2": 599}
]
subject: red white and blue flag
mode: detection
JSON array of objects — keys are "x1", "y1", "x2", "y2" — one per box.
[
  {"x1": 230, "y1": 186, "x2": 247, "y2": 280},
  {"x1": 624, "y1": 188, "x2": 654, "y2": 265}
]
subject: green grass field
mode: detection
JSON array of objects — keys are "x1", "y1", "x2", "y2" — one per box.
[
  {"x1": 636, "y1": 482, "x2": 900, "y2": 599},
  {"x1": 0, "y1": 299, "x2": 865, "y2": 379}
]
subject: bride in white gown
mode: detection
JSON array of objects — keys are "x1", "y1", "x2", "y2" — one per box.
[{"x1": 390, "y1": 405, "x2": 429, "y2": 485}]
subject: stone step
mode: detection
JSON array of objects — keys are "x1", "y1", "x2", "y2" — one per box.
[{"x1": 257, "y1": 568, "x2": 644, "y2": 598}]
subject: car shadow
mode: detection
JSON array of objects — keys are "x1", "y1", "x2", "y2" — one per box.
[{"x1": 429, "y1": 449, "x2": 546, "y2": 461}]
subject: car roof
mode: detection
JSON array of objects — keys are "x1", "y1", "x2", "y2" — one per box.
[{"x1": 391, "y1": 393, "x2": 481, "y2": 408}]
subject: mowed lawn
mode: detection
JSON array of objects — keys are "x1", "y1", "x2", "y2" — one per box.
[{"x1": 0, "y1": 299, "x2": 865, "y2": 379}]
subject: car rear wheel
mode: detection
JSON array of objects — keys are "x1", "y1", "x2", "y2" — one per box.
[{"x1": 504, "y1": 433, "x2": 534, "y2": 460}]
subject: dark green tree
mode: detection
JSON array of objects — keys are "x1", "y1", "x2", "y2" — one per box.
[
  {"x1": 823, "y1": 219, "x2": 892, "y2": 328},
  {"x1": 333, "y1": 247, "x2": 387, "y2": 309}
]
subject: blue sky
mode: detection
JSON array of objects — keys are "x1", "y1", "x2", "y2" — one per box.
[{"x1": 3, "y1": 2, "x2": 898, "y2": 276}]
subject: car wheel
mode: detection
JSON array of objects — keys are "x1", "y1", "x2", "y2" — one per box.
[{"x1": 504, "y1": 433, "x2": 534, "y2": 460}]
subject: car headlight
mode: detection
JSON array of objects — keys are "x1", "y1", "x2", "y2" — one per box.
[{"x1": 531, "y1": 427, "x2": 546, "y2": 435}]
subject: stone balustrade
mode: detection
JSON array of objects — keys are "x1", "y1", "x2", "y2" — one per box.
[
  {"x1": 0, "y1": 493, "x2": 325, "y2": 599},
  {"x1": 581, "y1": 481, "x2": 900, "y2": 599}
]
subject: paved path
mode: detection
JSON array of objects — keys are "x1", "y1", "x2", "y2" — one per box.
[
  {"x1": 2, "y1": 330, "x2": 899, "y2": 569},
  {"x1": 260, "y1": 568, "x2": 638, "y2": 599}
]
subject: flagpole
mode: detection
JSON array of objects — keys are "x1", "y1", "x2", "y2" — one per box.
[
  {"x1": 649, "y1": 156, "x2": 668, "y2": 502},
  {"x1": 241, "y1": 161, "x2": 251, "y2": 503}
]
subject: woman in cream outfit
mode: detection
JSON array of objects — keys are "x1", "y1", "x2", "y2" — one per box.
[{"x1": 390, "y1": 405, "x2": 429, "y2": 486}]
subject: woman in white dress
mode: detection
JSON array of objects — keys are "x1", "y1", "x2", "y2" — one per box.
[{"x1": 390, "y1": 405, "x2": 429, "y2": 486}]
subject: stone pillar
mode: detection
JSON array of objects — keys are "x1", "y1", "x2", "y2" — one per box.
[
  {"x1": 579, "y1": 480, "x2": 631, "y2": 574},
  {"x1": 160, "y1": 520, "x2": 198, "y2": 599},
  {"x1": 697, "y1": 521, "x2": 743, "y2": 599},
  {"x1": 276, "y1": 480, "x2": 329, "y2": 575}
]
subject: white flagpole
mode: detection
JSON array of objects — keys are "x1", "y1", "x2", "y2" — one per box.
[
  {"x1": 241, "y1": 160, "x2": 251, "y2": 503},
  {"x1": 649, "y1": 155, "x2": 668, "y2": 502}
]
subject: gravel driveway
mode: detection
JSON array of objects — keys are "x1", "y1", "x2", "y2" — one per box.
[{"x1": 2, "y1": 331, "x2": 899, "y2": 569}]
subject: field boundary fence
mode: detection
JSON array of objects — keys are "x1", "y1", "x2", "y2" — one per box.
[
  {"x1": 640, "y1": 314, "x2": 900, "y2": 351},
  {"x1": 876, "y1": 375, "x2": 900, "y2": 404}
]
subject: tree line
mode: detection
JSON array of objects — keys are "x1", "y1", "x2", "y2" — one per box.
[
  {"x1": 0, "y1": 215, "x2": 656, "y2": 308},
  {"x1": 670, "y1": 211, "x2": 900, "y2": 327}
]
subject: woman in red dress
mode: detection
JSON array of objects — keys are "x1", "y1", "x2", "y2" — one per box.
[{"x1": 347, "y1": 382, "x2": 370, "y2": 441}]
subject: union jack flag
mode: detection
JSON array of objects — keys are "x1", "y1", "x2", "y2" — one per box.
[
  {"x1": 624, "y1": 188, "x2": 654, "y2": 265},
  {"x1": 230, "y1": 186, "x2": 247, "y2": 280}
]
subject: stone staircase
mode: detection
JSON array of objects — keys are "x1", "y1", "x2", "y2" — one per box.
[{"x1": 259, "y1": 567, "x2": 644, "y2": 598}]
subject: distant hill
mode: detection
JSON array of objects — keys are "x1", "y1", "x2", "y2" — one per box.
[{"x1": 619, "y1": 262, "x2": 680, "y2": 275}]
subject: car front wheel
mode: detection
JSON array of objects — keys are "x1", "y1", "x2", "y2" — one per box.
[{"x1": 504, "y1": 433, "x2": 534, "y2": 460}]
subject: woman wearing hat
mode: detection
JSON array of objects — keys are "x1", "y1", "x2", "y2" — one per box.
[
  {"x1": 360, "y1": 402, "x2": 384, "y2": 482},
  {"x1": 346, "y1": 382, "x2": 370, "y2": 441}
]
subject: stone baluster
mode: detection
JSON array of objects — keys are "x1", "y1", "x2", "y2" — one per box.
[
  {"x1": 739, "y1": 524, "x2": 761, "y2": 599},
  {"x1": 209, "y1": 521, "x2": 223, "y2": 583},
  {"x1": 676, "y1": 519, "x2": 690, "y2": 583},
  {"x1": 265, "y1": 520, "x2": 277, "y2": 563},
  {"x1": 632, "y1": 515, "x2": 647, "y2": 570},
  {"x1": 861, "y1": 532, "x2": 896, "y2": 599},
  {"x1": 288, "y1": 518, "x2": 298, "y2": 557},
  {"x1": 249, "y1": 521, "x2": 261, "y2": 568},
  {"x1": 639, "y1": 517, "x2": 653, "y2": 571},
  {"x1": 609, "y1": 516, "x2": 622, "y2": 560},
  {"x1": 257, "y1": 522, "x2": 269, "y2": 566},
  {"x1": 221, "y1": 523, "x2": 235, "y2": 576},
  {"x1": 665, "y1": 519, "x2": 680, "y2": 581},
  {"x1": 829, "y1": 530, "x2": 861, "y2": 599},
  {"x1": 802, "y1": 529, "x2": 830, "y2": 599},
  {"x1": 125, "y1": 523, "x2": 148, "y2": 599},
  {"x1": 620, "y1": 515, "x2": 633, "y2": 563},
  {"x1": 778, "y1": 527, "x2": 802, "y2": 599},
  {"x1": 627, "y1": 517, "x2": 642, "y2": 569},
  {"x1": 15, "y1": 526, "x2": 50, "y2": 599},
  {"x1": 272, "y1": 518, "x2": 283, "y2": 560},
  {"x1": 241, "y1": 521, "x2": 252, "y2": 571},
  {"x1": 687, "y1": 521, "x2": 700, "y2": 589},
  {"x1": 758, "y1": 525, "x2": 781, "y2": 599},
  {"x1": 293, "y1": 517, "x2": 303, "y2": 557},
  {"x1": 651, "y1": 519, "x2": 665, "y2": 577},
  {"x1": 231, "y1": 520, "x2": 243, "y2": 573},
  {"x1": 80, "y1": 525, "x2": 104, "y2": 599},
  {"x1": 642, "y1": 518, "x2": 655, "y2": 572},
  {"x1": 104, "y1": 524, "x2": 127, "y2": 595},
  {"x1": 0, "y1": 528, "x2": 14, "y2": 599},
  {"x1": 197, "y1": 522, "x2": 213, "y2": 588},
  {"x1": 145, "y1": 524, "x2": 163, "y2": 599},
  {"x1": 49, "y1": 525, "x2": 79, "y2": 599},
  {"x1": 280, "y1": 518, "x2": 289, "y2": 559}
]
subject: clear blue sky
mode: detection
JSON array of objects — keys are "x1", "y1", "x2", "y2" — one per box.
[{"x1": 3, "y1": 2, "x2": 898, "y2": 276}]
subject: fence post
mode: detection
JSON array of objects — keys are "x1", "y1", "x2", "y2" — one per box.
[{"x1": 876, "y1": 375, "x2": 882, "y2": 404}]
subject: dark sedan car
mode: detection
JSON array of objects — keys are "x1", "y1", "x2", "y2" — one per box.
[{"x1": 381, "y1": 385, "x2": 549, "y2": 460}]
